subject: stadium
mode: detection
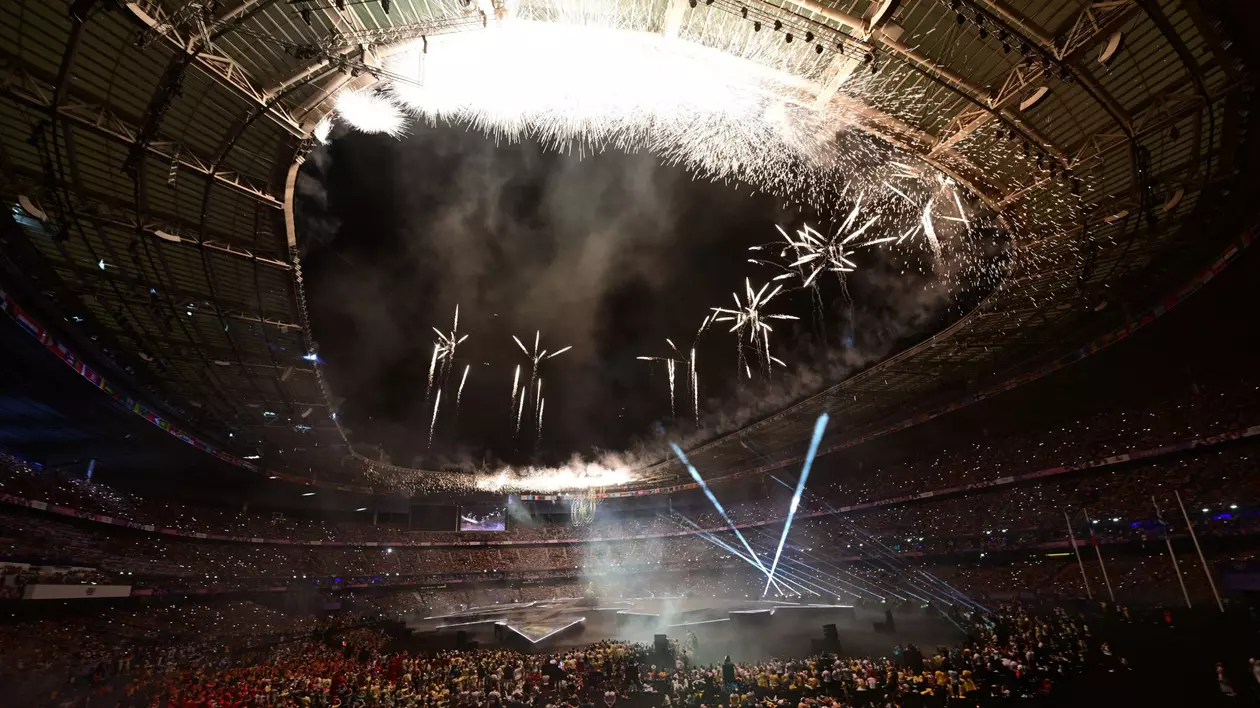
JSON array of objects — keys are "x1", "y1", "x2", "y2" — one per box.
[{"x1": 2, "y1": 0, "x2": 1260, "y2": 705}]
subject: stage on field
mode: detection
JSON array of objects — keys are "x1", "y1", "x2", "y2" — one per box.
[{"x1": 397, "y1": 595, "x2": 962, "y2": 662}]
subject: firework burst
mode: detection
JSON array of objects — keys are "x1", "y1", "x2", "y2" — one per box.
[
  {"x1": 637, "y1": 339, "x2": 684, "y2": 418},
  {"x1": 510, "y1": 331, "x2": 571, "y2": 439},
  {"x1": 711, "y1": 278, "x2": 799, "y2": 378}
]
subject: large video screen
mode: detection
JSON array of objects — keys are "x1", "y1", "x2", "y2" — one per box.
[{"x1": 459, "y1": 505, "x2": 507, "y2": 532}]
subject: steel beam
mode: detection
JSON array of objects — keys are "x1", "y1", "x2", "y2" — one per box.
[
  {"x1": 769, "y1": 0, "x2": 1064, "y2": 160},
  {"x1": 1, "y1": 168, "x2": 290, "y2": 269},
  {"x1": 0, "y1": 57, "x2": 282, "y2": 208},
  {"x1": 125, "y1": 0, "x2": 306, "y2": 137},
  {"x1": 997, "y1": 83, "x2": 1213, "y2": 209},
  {"x1": 51, "y1": 262, "x2": 298, "y2": 327},
  {"x1": 933, "y1": 1, "x2": 1137, "y2": 159}
]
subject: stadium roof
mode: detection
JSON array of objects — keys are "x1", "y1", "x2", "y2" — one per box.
[{"x1": 0, "y1": 0, "x2": 1255, "y2": 493}]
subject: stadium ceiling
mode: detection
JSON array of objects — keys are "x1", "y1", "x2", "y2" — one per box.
[{"x1": 0, "y1": 0, "x2": 1254, "y2": 491}]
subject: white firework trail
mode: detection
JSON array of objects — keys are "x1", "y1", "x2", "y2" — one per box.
[
  {"x1": 690, "y1": 313, "x2": 713, "y2": 426},
  {"x1": 428, "y1": 390, "x2": 442, "y2": 449},
  {"x1": 637, "y1": 340, "x2": 683, "y2": 418},
  {"x1": 921, "y1": 198, "x2": 943, "y2": 259},
  {"x1": 666, "y1": 359, "x2": 676, "y2": 416},
  {"x1": 537, "y1": 397, "x2": 546, "y2": 445},
  {"x1": 426, "y1": 344, "x2": 442, "y2": 400},
  {"x1": 515, "y1": 388, "x2": 526, "y2": 436},
  {"x1": 509, "y1": 364, "x2": 521, "y2": 425},
  {"x1": 456, "y1": 364, "x2": 470, "y2": 417},
  {"x1": 952, "y1": 188, "x2": 971, "y2": 230},
  {"x1": 690, "y1": 347, "x2": 699, "y2": 425}
]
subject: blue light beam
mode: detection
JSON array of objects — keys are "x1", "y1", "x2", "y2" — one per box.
[
  {"x1": 670, "y1": 442, "x2": 780, "y2": 588},
  {"x1": 675, "y1": 515, "x2": 794, "y2": 594},
  {"x1": 763, "y1": 413, "x2": 829, "y2": 596}
]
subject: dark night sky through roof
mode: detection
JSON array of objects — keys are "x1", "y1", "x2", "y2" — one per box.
[{"x1": 297, "y1": 125, "x2": 988, "y2": 469}]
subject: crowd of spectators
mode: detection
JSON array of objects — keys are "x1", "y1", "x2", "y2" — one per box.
[
  {"x1": 2, "y1": 371, "x2": 1258, "y2": 549},
  {"x1": 10, "y1": 599, "x2": 1136, "y2": 708}
]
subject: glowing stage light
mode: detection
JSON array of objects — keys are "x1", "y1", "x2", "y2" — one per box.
[{"x1": 763, "y1": 413, "x2": 829, "y2": 596}]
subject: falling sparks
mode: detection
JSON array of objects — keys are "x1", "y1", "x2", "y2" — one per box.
[
  {"x1": 315, "y1": 2, "x2": 1035, "y2": 485},
  {"x1": 334, "y1": 87, "x2": 405, "y2": 137}
]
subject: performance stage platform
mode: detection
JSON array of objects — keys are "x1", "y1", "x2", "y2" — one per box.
[{"x1": 399, "y1": 596, "x2": 956, "y2": 663}]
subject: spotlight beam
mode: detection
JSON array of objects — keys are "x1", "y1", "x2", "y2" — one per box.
[
  {"x1": 690, "y1": 528, "x2": 816, "y2": 597},
  {"x1": 748, "y1": 516, "x2": 913, "y2": 602},
  {"x1": 770, "y1": 475, "x2": 985, "y2": 611},
  {"x1": 675, "y1": 515, "x2": 791, "y2": 594},
  {"x1": 765, "y1": 474, "x2": 960, "y2": 606},
  {"x1": 763, "y1": 413, "x2": 829, "y2": 596},
  {"x1": 740, "y1": 526, "x2": 882, "y2": 600},
  {"x1": 670, "y1": 442, "x2": 775, "y2": 580}
]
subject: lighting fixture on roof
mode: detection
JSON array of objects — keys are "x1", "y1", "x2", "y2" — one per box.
[
  {"x1": 263, "y1": 411, "x2": 277, "y2": 417},
  {"x1": 1099, "y1": 30, "x2": 1123, "y2": 66},
  {"x1": 268, "y1": 475, "x2": 279, "y2": 479},
  {"x1": 97, "y1": 259, "x2": 106, "y2": 270},
  {"x1": 355, "y1": 507, "x2": 368, "y2": 512},
  {"x1": 867, "y1": 0, "x2": 900, "y2": 32},
  {"x1": 17, "y1": 195, "x2": 47, "y2": 220},
  {"x1": 1161, "y1": 188, "x2": 1184, "y2": 213},
  {"x1": 245, "y1": 455, "x2": 261, "y2": 460},
  {"x1": 302, "y1": 492, "x2": 316, "y2": 497},
  {"x1": 302, "y1": 352, "x2": 320, "y2": 362},
  {"x1": 1020, "y1": 86, "x2": 1049, "y2": 111}
]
